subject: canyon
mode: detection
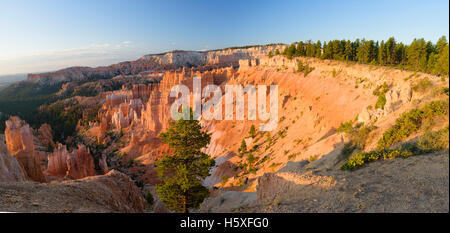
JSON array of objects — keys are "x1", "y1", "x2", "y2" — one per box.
[{"x1": 0, "y1": 44, "x2": 448, "y2": 213}]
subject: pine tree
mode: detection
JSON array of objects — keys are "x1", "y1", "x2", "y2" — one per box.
[
  {"x1": 315, "y1": 40, "x2": 322, "y2": 58},
  {"x1": 407, "y1": 38, "x2": 428, "y2": 72},
  {"x1": 238, "y1": 139, "x2": 247, "y2": 158},
  {"x1": 249, "y1": 125, "x2": 257, "y2": 138},
  {"x1": 246, "y1": 153, "x2": 257, "y2": 172},
  {"x1": 266, "y1": 132, "x2": 272, "y2": 146},
  {"x1": 156, "y1": 112, "x2": 215, "y2": 213},
  {"x1": 379, "y1": 40, "x2": 387, "y2": 65},
  {"x1": 274, "y1": 49, "x2": 280, "y2": 55},
  {"x1": 344, "y1": 40, "x2": 353, "y2": 61},
  {"x1": 297, "y1": 59, "x2": 304, "y2": 72},
  {"x1": 386, "y1": 37, "x2": 396, "y2": 64},
  {"x1": 435, "y1": 36, "x2": 449, "y2": 76},
  {"x1": 284, "y1": 44, "x2": 296, "y2": 59}
]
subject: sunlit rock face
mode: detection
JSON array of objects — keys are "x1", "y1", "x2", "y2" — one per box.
[
  {"x1": 0, "y1": 136, "x2": 26, "y2": 182},
  {"x1": 140, "y1": 45, "x2": 286, "y2": 68},
  {"x1": 3, "y1": 117, "x2": 101, "y2": 182},
  {"x1": 45, "y1": 143, "x2": 106, "y2": 180},
  {"x1": 4, "y1": 116, "x2": 47, "y2": 182},
  {"x1": 95, "y1": 67, "x2": 232, "y2": 164},
  {"x1": 66, "y1": 145, "x2": 96, "y2": 180},
  {"x1": 36, "y1": 124, "x2": 55, "y2": 149},
  {"x1": 45, "y1": 143, "x2": 69, "y2": 177}
]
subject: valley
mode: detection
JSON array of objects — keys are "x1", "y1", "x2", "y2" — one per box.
[{"x1": 0, "y1": 42, "x2": 448, "y2": 213}]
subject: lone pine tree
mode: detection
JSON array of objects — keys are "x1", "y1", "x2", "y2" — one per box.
[{"x1": 156, "y1": 113, "x2": 215, "y2": 213}]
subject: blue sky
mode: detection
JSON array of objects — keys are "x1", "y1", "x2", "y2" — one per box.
[{"x1": 0, "y1": 0, "x2": 448, "y2": 75}]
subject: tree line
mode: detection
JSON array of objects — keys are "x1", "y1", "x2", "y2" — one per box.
[{"x1": 269, "y1": 36, "x2": 449, "y2": 76}]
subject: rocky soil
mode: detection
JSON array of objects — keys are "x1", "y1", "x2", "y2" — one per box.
[
  {"x1": 0, "y1": 170, "x2": 146, "y2": 213},
  {"x1": 201, "y1": 151, "x2": 449, "y2": 213}
]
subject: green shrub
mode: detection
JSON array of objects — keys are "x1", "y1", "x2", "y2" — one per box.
[
  {"x1": 373, "y1": 82, "x2": 389, "y2": 109},
  {"x1": 412, "y1": 78, "x2": 433, "y2": 93},
  {"x1": 297, "y1": 60, "x2": 304, "y2": 72},
  {"x1": 337, "y1": 120, "x2": 353, "y2": 134},
  {"x1": 377, "y1": 100, "x2": 449, "y2": 149},
  {"x1": 416, "y1": 126, "x2": 449, "y2": 152},
  {"x1": 288, "y1": 153, "x2": 298, "y2": 160},
  {"x1": 372, "y1": 82, "x2": 389, "y2": 96},
  {"x1": 343, "y1": 126, "x2": 449, "y2": 170},
  {"x1": 278, "y1": 129, "x2": 287, "y2": 138},
  {"x1": 443, "y1": 87, "x2": 449, "y2": 96},
  {"x1": 308, "y1": 154, "x2": 319, "y2": 162},
  {"x1": 266, "y1": 132, "x2": 272, "y2": 145},
  {"x1": 375, "y1": 94, "x2": 387, "y2": 109},
  {"x1": 221, "y1": 175, "x2": 229, "y2": 186},
  {"x1": 145, "y1": 193, "x2": 154, "y2": 206},
  {"x1": 238, "y1": 139, "x2": 247, "y2": 158},
  {"x1": 350, "y1": 124, "x2": 375, "y2": 149},
  {"x1": 246, "y1": 153, "x2": 257, "y2": 170},
  {"x1": 304, "y1": 65, "x2": 315, "y2": 76},
  {"x1": 249, "y1": 125, "x2": 257, "y2": 138},
  {"x1": 340, "y1": 142, "x2": 357, "y2": 159},
  {"x1": 341, "y1": 149, "x2": 413, "y2": 170}
]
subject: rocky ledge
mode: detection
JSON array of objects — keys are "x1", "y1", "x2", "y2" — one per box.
[{"x1": 0, "y1": 170, "x2": 146, "y2": 213}]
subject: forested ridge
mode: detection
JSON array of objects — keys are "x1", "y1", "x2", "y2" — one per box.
[{"x1": 270, "y1": 36, "x2": 449, "y2": 76}]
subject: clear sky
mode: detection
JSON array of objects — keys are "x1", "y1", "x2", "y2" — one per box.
[{"x1": 0, "y1": 0, "x2": 448, "y2": 75}]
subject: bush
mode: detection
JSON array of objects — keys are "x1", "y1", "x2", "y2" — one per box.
[
  {"x1": 338, "y1": 123, "x2": 375, "y2": 152},
  {"x1": 288, "y1": 153, "x2": 298, "y2": 160},
  {"x1": 278, "y1": 129, "x2": 287, "y2": 138},
  {"x1": 416, "y1": 126, "x2": 449, "y2": 152},
  {"x1": 372, "y1": 82, "x2": 389, "y2": 96},
  {"x1": 341, "y1": 149, "x2": 413, "y2": 170},
  {"x1": 249, "y1": 125, "x2": 257, "y2": 138},
  {"x1": 238, "y1": 139, "x2": 247, "y2": 158},
  {"x1": 377, "y1": 100, "x2": 449, "y2": 149},
  {"x1": 297, "y1": 60, "x2": 304, "y2": 72},
  {"x1": 343, "y1": 126, "x2": 449, "y2": 170},
  {"x1": 443, "y1": 87, "x2": 449, "y2": 96},
  {"x1": 308, "y1": 154, "x2": 319, "y2": 162},
  {"x1": 375, "y1": 94, "x2": 387, "y2": 109},
  {"x1": 304, "y1": 65, "x2": 315, "y2": 76},
  {"x1": 372, "y1": 82, "x2": 389, "y2": 109},
  {"x1": 221, "y1": 175, "x2": 229, "y2": 186},
  {"x1": 350, "y1": 124, "x2": 375, "y2": 149},
  {"x1": 246, "y1": 153, "x2": 257, "y2": 170},
  {"x1": 340, "y1": 142, "x2": 357, "y2": 159},
  {"x1": 373, "y1": 82, "x2": 389, "y2": 109},
  {"x1": 145, "y1": 193, "x2": 154, "y2": 206},
  {"x1": 412, "y1": 78, "x2": 433, "y2": 93},
  {"x1": 337, "y1": 120, "x2": 353, "y2": 134}
]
